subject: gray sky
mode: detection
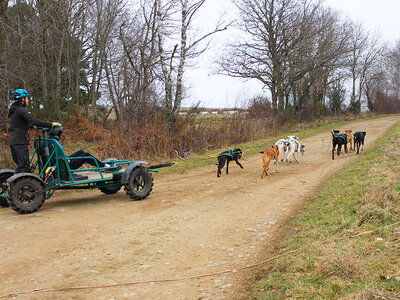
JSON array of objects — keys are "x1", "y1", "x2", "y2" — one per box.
[{"x1": 184, "y1": 0, "x2": 400, "y2": 109}]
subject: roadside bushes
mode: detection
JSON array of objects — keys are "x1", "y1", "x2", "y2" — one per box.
[
  {"x1": 96, "y1": 111, "x2": 280, "y2": 161},
  {"x1": 75, "y1": 109, "x2": 369, "y2": 162},
  {"x1": 0, "y1": 108, "x2": 376, "y2": 167}
]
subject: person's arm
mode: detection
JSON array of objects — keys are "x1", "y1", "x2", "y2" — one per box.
[{"x1": 19, "y1": 107, "x2": 52, "y2": 128}]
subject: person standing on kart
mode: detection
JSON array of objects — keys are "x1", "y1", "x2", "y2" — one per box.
[
  {"x1": 46, "y1": 127, "x2": 119, "y2": 171},
  {"x1": 8, "y1": 89, "x2": 62, "y2": 173}
]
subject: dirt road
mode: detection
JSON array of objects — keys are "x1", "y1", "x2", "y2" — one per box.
[{"x1": 1, "y1": 116, "x2": 399, "y2": 299}]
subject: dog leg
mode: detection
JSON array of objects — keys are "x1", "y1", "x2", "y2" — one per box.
[
  {"x1": 235, "y1": 158, "x2": 243, "y2": 169},
  {"x1": 264, "y1": 157, "x2": 272, "y2": 176},
  {"x1": 286, "y1": 149, "x2": 293, "y2": 163},
  {"x1": 217, "y1": 157, "x2": 226, "y2": 177},
  {"x1": 294, "y1": 151, "x2": 300, "y2": 164},
  {"x1": 226, "y1": 160, "x2": 229, "y2": 174}
]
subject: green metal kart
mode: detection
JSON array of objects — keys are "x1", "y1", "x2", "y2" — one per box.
[{"x1": 0, "y1": 128, "x2": 154, "y2": 214}]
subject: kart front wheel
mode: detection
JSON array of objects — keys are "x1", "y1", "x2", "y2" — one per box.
[
  {"x1": 7, "y1": 176, "x2": 46, "y2": 214},
  {"x1": 124, "y1": 167, "x2": 153, "y2": 200},
  {"x1": 100, "y1": 184, "x2": 122, "y2": 195},
  {"x1": 0, "y1": 171, "x2": 14, "y2": 207}
]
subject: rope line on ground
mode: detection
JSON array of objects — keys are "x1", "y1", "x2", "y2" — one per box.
[
  {"x1": 1, "y1": 221, "x2": 399, "y2": 299},
  {"x1": 320, "y1": 138, "x2": 332, "y2": 154}
]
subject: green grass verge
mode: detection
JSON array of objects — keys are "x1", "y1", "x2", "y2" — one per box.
[{"x1": 245, "y1": 121, "x2": 400, "y2": 299}]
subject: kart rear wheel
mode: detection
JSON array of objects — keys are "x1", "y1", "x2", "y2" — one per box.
[
  {"x1": 0, "y1": 171, "x2": 14, "y2": 207},
  {"x1": 100, "y1": 184, "x2": 122, "y2": 194},
  {"x1": 124, "y1": 167, "x2": 153, "y2": 200},
  {"x1": 7, "y1": 177, "x2": 46, "y2": 214}
]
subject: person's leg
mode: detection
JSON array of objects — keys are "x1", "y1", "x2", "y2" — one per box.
[
  {"x1": 68, "y1": 150, "x2": 105, "y2": 170},
  {"x1": 10, "y1": 144, "x2": 31, "y2": 173}
]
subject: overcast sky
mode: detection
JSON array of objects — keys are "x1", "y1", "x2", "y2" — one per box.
[{"x1": 184, "y1": 0, "x2": 400, "y2": 109}]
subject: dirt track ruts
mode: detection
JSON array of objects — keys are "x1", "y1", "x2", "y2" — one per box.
[{"x1": 0, "y1": 116, "x2": 399, "y2": 299}]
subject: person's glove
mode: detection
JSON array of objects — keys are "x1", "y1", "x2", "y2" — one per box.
[{"x1": 52, "y1": 122, "x2": 62, "y2": 128}]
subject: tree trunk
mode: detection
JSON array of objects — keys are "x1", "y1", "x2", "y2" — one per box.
[{"x1": 0, "y1": 0, "x2": 9, "y2": 130}]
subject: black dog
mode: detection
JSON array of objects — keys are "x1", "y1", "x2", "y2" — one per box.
[
  {"x1": 217, "y1": 148, "x2": 243, "y2": 177},
  {"x1": 331, "y1": 131, "x2": 347, "y2": 160},
  {"x1": 354, "y1": 131, "x2": 366, "y2": 154}
]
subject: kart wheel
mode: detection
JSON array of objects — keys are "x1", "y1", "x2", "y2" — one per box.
[
  {"x1": 100, "y1": 184, "x2": 122, "y2": 195},
  {"x1": 0, "y1": 171, "x2": 14, "y2": 207},
  {"x1": 7, "y1": 176, "x2": 46, "y2": 214},
  {"x1": 124, "y1": 167, "x2": 153, "y2": 200}
]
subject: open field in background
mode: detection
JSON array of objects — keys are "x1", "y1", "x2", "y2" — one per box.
[{"x1": 246, "y1": 121, "x2": 400, "y2": 299}]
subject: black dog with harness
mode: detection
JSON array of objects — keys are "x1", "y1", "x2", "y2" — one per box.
[
  {"x1": 354, "y1": 131, "x2": 366, "y2": 154},
  {"x1": 331, "y1": 130, "x2": 347, "y2": 160},
  {"x1": 217, "y1": 148, "x2": 244, "y2": 177}
]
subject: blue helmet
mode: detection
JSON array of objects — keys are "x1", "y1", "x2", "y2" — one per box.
[{"x1": 12, "y1": 89, "x2": 30, "y2": 99}]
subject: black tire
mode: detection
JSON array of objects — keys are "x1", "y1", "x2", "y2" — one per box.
[
  {"x1": 7, "y1": 177, "x2": 46, "y2": 214},
  {"x1": 124, "y1": 167, "x2": 153, "y2": 200},
  {"x1": 100, "y1": 184, "x2": 122, "y2": 194},
  {"x1": 0, "y1": 197, "x2": 7, "y2": 208},
  {"x1": 0, "y1": 172, "x2": 14, "y2": 207}
]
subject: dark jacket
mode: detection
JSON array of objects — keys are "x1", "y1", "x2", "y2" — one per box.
[{"x1": 8, "y1": 101, "x2": 52, "y2": 145}]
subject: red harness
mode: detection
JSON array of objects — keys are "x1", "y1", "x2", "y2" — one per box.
[{"x1": 261, "y1": 148, "x2": 277, "y2": 155}]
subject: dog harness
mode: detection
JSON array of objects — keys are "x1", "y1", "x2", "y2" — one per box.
[
  {"x1": 276, "y1": 139, "x2": 290, "y2": 146},
  {"x1": 261, "y1": 148, "x2": 277, "y2": 155},
  {"x1": 333, "y1": 133, "x2": 347, "y2": 141},
  {"x1": 290, "y1": 139, "x2": 301, "y2": 150},
  {"x1": 218, "y1": 149, "x2": 242, "y2": 158}
]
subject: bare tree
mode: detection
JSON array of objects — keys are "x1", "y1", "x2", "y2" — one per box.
[
  {"x1": 86, "y1": 0, "x2": 126, "y2": 118},
  {"x1": 289, "y1": 7, "x2": 351, "y2": 118},
  {"x1": 327, "y1": 75, "x2": 346, "y2": 116},
  {"x1": 347, "y1": 23, "x2": 382, "y2": 114},
  {"x1": 219, "y1": 0, "x2": 350, "y2": 116},
  {"x1": 0, "y1": 0, "x2": 9, "y2": 130},
  {"x1": 155, "y1": 0, "x2": 229, "y2": 130},
  {"x1": 111, "y1": 1, "x2": 160, "y2": 125},
  {"x1": 385, "y1": 40, "x2": 400, "y2": 99}
]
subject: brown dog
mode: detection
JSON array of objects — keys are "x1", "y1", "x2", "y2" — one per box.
[
  {"x1": 345, "y1": 129, "x2": 353, "y2": 150},
  {"x1": 260, "y1": 146, "x2": 279, "y2": 178}
]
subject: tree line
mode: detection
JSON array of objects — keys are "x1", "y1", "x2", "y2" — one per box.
[
  {"x1": 221, "y1": 0, "x2": 400, "y2": 120},
  {"x1": 0, "y1": 0, "x2": 399, "y2": 133}
]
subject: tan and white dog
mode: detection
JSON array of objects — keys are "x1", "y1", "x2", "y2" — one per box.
[
  {"x1": 274, "y1": 136, "x2": 298, "y2": 162},
  {"x1": 344, "y1": 129, "x2": 353, "y2": 150},
  {"x1": 260, "y1": 146, "x2": 279, "y2": 178},
  {"x1": 275, "y1": 139, "x2": 289, "y2": 162},
  {"x1": 286, "y1": 136, "x2": 305, "y2": 164}
]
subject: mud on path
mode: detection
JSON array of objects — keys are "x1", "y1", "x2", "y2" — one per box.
[{"x1": 0, "y1": 116, "x2": 399, "y2": 300}]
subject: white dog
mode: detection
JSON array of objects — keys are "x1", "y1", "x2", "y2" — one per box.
[
  {"x1": 275, "y1": 136, "x2": 300, "y2": 162},
  {"x1": 275, "y1": 138, "x2": 289, "y2": 162},
  {"x1": 286, "y1": 138, "x2": 305, "y2": 164}
]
